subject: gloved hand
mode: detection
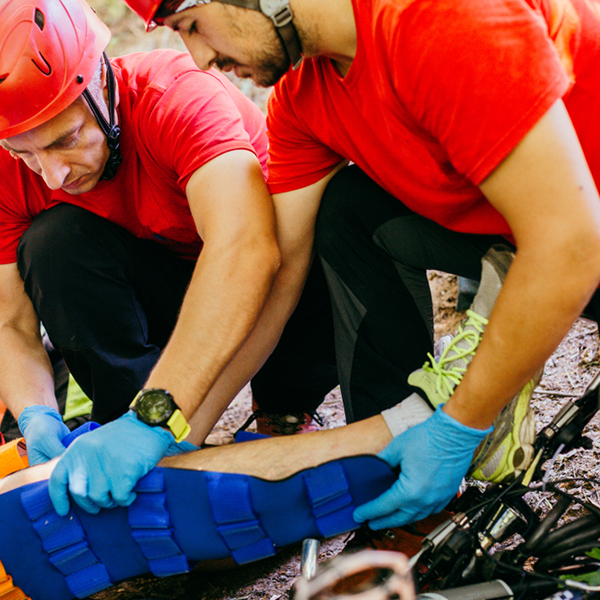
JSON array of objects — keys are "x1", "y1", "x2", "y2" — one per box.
[
  {"x1": 353, "y1": 406, "x2": 492, "y2": 529},
  {"x1": 18, "y1": 405, "x2": 70, "y2": 466},
  {"x1": 49, "y1": 411, "x2": 177, "y2": 516},
  {"x1": 164, "y1": 439, "x2": 198, "y2": 456}
]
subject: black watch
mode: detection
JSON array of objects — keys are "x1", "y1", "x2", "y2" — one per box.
[{"x1": 130, "y1": 388, "x2": 191, "y2": 442}]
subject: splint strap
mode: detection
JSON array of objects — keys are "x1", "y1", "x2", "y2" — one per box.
[
  {"x1": 128, "y1": 469, "x2": 189, "y2": 577},
  {"x1": 20, "y1": 483, "x2": 112, "y2": 598},
  {"x1": 206, "y1": 473, "x2": 276, "y2": 564},
  {"x1": 303, "y1": 461, "x2": 354, "y2": 538}
]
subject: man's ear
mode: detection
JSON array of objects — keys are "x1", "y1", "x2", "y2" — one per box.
[{"x1": 0, "y1": 142, "x2": 19, "y2": 160}]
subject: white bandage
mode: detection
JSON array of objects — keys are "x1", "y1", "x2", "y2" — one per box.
[{"x1": 381, "y1": 393, "x2": 434, "y2": 437}]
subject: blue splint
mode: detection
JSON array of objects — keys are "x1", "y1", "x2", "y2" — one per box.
[{"x1": 0, "y1": 454, "x2": 395, "y2": 599}]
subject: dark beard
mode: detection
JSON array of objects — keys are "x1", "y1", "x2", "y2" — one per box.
[
  {"x1": 215, "y1": 38, "x2": 291, "y2": 88},
  {"x1": 253, "y1": 54, "x2": 290, "y2": 87}
]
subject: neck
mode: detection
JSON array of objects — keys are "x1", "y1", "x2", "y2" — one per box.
[{"x1": 293, "y1": 0, "x2": 357, "y2": 69}]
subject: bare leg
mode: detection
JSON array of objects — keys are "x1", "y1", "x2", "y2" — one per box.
[
  {"x1": 0, "y1": 414, "x2": 392, "y2": 493},
  {"x1": 161, "y1": 413, "x2": 393, "y2": 479}
]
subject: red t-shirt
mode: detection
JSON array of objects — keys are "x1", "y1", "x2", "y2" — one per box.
[
  {"x1": 267, "y1": 0, "x2": 600, "y2": 236},
  {"x1": 0, "y1": 49, "x2": 268, "y2": 263}
]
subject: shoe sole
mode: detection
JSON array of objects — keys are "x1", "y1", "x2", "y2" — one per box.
[{"x1": 469, "y1": 374, "x2": 539, "y2": 483}]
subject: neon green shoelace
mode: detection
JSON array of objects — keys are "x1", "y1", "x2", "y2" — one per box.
[{"x1": 421, "y1": 309, "x2": 489, "y2": 398}]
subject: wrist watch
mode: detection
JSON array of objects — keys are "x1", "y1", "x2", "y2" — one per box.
[{"x1": 130, "y1": 388, "x2": 191, "y2": 443}]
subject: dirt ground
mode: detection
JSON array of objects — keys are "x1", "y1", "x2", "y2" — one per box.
[{"x1": 90, "y1": 273, "x2": 600, "y2": 600}]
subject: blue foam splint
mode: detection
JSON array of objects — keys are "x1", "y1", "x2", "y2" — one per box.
[{"x1": 0, "y1": 454, "x2": 395, "y2": 599}]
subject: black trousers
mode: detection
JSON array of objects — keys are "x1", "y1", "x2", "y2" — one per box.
[
  {"x1": 315, "y1": 165, "x2": 511, "y2": 422},
  {"x1": 17, "y1": 204, "x2": 337, "y2": 424}
]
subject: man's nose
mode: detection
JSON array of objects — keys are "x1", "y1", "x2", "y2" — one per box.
[
  {"x1": 38, "y1": 153, "x2": 69, "y2": 190},
  {"x1": 182, "y1": 34, "x2": 218, "y2": 71}
]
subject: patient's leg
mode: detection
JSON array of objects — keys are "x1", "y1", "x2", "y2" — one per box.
[
  {"x1": 161, "y1": 413, "x2": 393, "y2": 479},
  {"x1": 0, "y1": 413, "x2": 393, "y2": 494},
  {"x1": 0, "y1": 410, "x2": 423, "y2": 600}
]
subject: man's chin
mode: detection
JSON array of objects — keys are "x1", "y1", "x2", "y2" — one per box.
[
  {"x1": 253, "y1": 67, "x2": 289, "y2": 88},
  {"x1": 61, "y1": 174, "x2": 99, "y2": 195}
]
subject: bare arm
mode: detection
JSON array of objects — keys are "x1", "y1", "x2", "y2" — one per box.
[
  {"x1": 187, "y1": 163, "x2": 346, "y2": 444},
  {"x1": 0, "y1": 262, "x2": 56, "y2": 419},
  {"x1": 445, "y1": 99, "x2": 600, "y2": 428},
  {"x1": 143, "y1": 150, "x2": 280, "y2": 423}
]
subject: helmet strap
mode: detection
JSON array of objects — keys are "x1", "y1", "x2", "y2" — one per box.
[
  {"x1": 258, "y1": 0, "x2": 303, "y2": 69},
  {"x1": 82, "y1": 53, "x2": 123, "y2": 180}
]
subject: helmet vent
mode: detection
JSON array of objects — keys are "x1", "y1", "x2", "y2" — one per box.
[
  {"x1": 34, "y1": 8, "x2": 45, "y2": 30},
  {"x1": 31, "y1": 53, "x2": 52, "y2": 76}
]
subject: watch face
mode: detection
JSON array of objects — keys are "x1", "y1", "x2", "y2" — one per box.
[{"x1": 136, "y1": 389, "x2": 175, "y2": 425}]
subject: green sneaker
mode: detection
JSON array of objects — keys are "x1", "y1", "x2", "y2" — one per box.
[
  {"x1": 407, "y1": 309, "x2": 488, "y2": 408},
  {"x1": 469, "y1": 371, "x2": 540, "y2": 483},
  {"x1": 408, "y1": 243, "x2": 538, "y2": 484},
  {"x1": 408, "y1": 244, "x2": 515, "y2": 408}
]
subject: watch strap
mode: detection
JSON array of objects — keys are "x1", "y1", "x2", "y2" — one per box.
[
  {"x1": 166, "y1": 410, "x2": 191, "y2": 443},
  {"x1": 130, "y1": 389, "x2": 191, "y2": 443}
]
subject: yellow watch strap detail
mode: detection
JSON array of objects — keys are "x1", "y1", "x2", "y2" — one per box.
[
  {"x1": 167, "y1": 409, "x2": 191, "y2": 443},
  {"x1": 129, "y1": 390, "x2": 142, "y2": 408},
  {"x1": 0, "y1": 560, "x2": 31, "y2": 599}
]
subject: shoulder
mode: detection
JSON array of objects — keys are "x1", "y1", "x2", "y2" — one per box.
[
  {"x1": 114, "y1": 50, "x2": 260, "y2": 118},
  {"x1": 0, "y1": 150, "x2": 47, "y2": 213},
  {"x1": 111, "y1": 49, "x2": 205, "y2": 94}
]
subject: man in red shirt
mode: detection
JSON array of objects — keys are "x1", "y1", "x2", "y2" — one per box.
[
  {"x1": 0, "y1": 0, "x2": 339, "y2": 517},
  {"x1": 124, "y1": 0, "x2": 600, "y2": 528}
]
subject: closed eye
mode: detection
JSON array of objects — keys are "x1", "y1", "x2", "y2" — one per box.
[{"x1": 55, "y1": 134, "x2": 80, "y2": 150}]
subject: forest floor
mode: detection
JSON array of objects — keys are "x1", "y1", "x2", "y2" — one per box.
[{"x1": 91, "y1": 272, "x2": 600, "y2": 600}]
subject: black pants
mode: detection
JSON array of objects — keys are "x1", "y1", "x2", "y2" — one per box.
[
  {"x1": 315, "y1": 165, "x2": 511, "y2": 422},
  {"x1": 17, "y1": 205, "x2": 337, "y2": 424}
]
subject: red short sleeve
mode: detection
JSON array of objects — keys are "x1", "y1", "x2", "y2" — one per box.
[
  {"x1": 266, "y1": 77, "x2": 344, "y2": 194},
  {"x1": 387, "y1": 0, "x2": 569, "y2": 184}
]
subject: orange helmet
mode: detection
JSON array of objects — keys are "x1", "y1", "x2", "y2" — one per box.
[
  {"x1": 125, "y1": 0, "x2": 163, "y2": 28},
  {"x1": 0, "y1": 0, "x2": 111, "y2": 138}
]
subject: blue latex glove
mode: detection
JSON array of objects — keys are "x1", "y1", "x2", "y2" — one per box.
[
  {"x1": 164, "y1": 439, "x2": 198, "y2": 456},
  {"x1": 18, "y1": 405, "x2": 70, "y2": 466},
  {"x1": 49, "y1": 411, "x2": 177, "y2": 516},
  {"x1": 353, "y1": 407, "x2": 492, "y2": 529}
]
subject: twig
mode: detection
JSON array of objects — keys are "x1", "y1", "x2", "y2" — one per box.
[
  {"x1": 564, "y1": 366, "x2": 576, "y2": 389},
  {"x1": 534, "y1": 387, "x2": 579, "y2": 397}
]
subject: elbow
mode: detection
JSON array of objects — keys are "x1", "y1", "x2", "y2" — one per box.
[
  {"x1": 571, "y1": 226, "x2": 600, "y2": 282},
  {"x1": 266, "y1": 242, "x2": 282, "y2": 284},
  {"x1": 254, "y1": 235, "x2": 282, "y2": 288},
  {"x1": 555, "y1": 225, "x2": 600, "y2": 307}
]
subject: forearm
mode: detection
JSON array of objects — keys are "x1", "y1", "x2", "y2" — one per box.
[
  {"x1": 144, "y1": 238, "x2": 279, "y2": 422},
  {"x1": 446, "y1": 242, "x2": 600, "y2": 429},
  {"x1": 186, "y1": 256, "x2": 310, "y2": 444},
  {"x1": 0, "y1": 324, "x2": 56, "y2": 419}
]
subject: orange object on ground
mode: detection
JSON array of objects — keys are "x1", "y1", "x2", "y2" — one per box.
[
  {"x1": 345, "y1": 509, "x2": 454, "y2": 558},
  {"x1": 0, "y1": 559, "x2": 30, "y2": 600},
  {"x1": 0, "y1": 439, "x2": 29, "y2": 479}
]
